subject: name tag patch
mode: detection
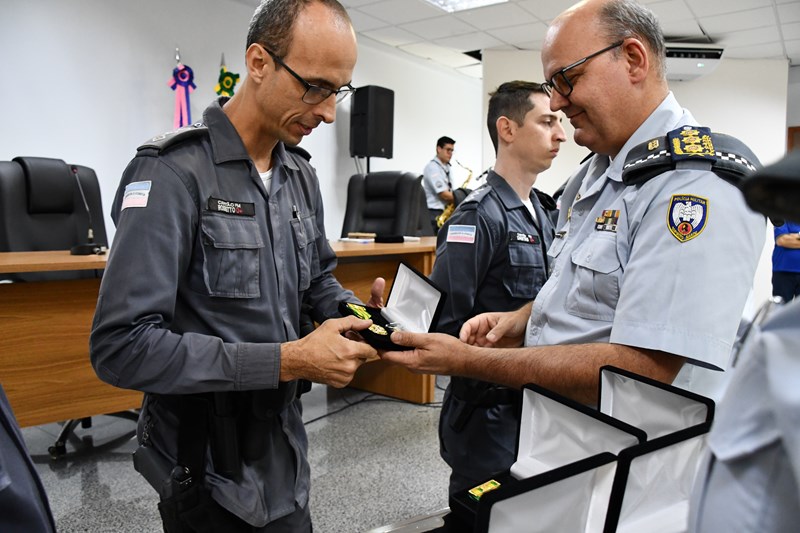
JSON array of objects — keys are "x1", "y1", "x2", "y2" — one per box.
[
  {"x1": 447, "y1": 224, "x2": 476, "y2": 244},
  {"x1": 668, "y1": 194, "x2": 708, "y2": 242},
  {"x1": 121, "y1": 181, "x2": 152, "y2": 210},
  {"x1": 207, "y1": 197, "x2": 255, "y2": 216},
  {"x1": 508, "y1": 231, "x2": 539, "y2": 244}
]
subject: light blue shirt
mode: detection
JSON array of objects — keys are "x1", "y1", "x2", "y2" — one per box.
[
  {"x1": 423, "y1": 157, "x2": 451, "y2": 210},
  {"x1": 525, "y1": 93, "x2": 766, "y2": 376},
  {"x1": 688, "y1": 298, "x2": 800, "y2": 532}
]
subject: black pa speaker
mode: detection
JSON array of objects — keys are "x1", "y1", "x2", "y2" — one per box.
[{"x1": 350, "y1": 85, "x2": 394, "y2": 159}]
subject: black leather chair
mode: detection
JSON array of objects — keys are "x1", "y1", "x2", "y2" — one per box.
[
  {"x1": 340, "y1": 171, "x2": 430, "y2": 237},
  {"x1": 0, "y1": 156, "x2": 136, "y2": 457}
]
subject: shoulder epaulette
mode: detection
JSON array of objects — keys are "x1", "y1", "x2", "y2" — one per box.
[
  {"x1": 459, "y1": 184, "x2": 491, "y2": 208},
  {"x1": 533, "y1": 188, "x2": 557, "y2": 211},
  {"x1": 137, "y1": 122, "x2": 208, "y2": 153},
  {"x1": 622, "y1": 125, "x2": 761, "y2": 187}
]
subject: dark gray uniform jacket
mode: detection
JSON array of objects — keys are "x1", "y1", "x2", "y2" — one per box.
[
  {"x1": 431, "y1": 170, "x2": 556, "y2": 494},
  {"x1": 90, "y1": 97, "x2": 353, "y2": 527},
  {"x1": 0, "y1": 384, "x2": 56, "y2": 533}
]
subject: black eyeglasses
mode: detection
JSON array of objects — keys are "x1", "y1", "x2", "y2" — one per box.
[
  {"x1": 542, "y1": 41, "x2": 624, "y2": 98},
  {"x1": 262, "y1": 46, "x2": 356, "y2": 105}
]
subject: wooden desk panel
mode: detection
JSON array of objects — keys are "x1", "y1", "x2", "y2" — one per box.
[
  {"x1": 0, "y1": 278, "x2": 142, "y2": 427},
  {"x1": 330, "y1": 237, "x2": 437, "y2": 404}
]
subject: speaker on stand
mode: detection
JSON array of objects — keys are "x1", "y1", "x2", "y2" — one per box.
[{"x1": 349, "y1": 85, "x2": 394, "y2": 173}]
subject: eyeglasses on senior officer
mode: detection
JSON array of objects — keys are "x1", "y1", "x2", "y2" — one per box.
[
  {"x1": 542, "y1": 41, "x2": 624, "y2": 98},
  {"x1": 261, "y1": 45, "x2": 356, "y2": 105}
]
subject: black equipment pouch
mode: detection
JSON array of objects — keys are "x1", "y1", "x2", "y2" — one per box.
[
  {"x1": 155, "y1": 395, "x2": 248, "y2": 533},
  {"x1": 448, "y1": 378, "x2": 520, "y2": 432},
  {"x1": 241, "y1": 382, "x2": 299, "y2": 461}
]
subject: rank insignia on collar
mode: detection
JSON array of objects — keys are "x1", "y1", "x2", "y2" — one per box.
[
  {"x1": 668, "y1": 194, "x2": 708, "y2": 242},
  {"x1": 595, "y1": 209, "x2": 620, "y2": 232}
]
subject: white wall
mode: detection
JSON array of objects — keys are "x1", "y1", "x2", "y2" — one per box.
[
  {"x1": 482, "y1": 50, "x2": 790, "y2": 309},
  {"x1": 0, "y1": 0, "x2": 482, "y2": 241},
  {"x1": 789, "y1": 65, "x2": 800, "y2": 127}
]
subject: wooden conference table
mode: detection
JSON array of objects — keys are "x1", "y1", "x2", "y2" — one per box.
[
  {"x1": 0, "y1": 237, "x2": 436, "y2": 426},
  {"x1": 330, "y1": 237, "x2": 438, "y2": 404},
  {"x1": 0, "y1": 251, "x2": 142, "y2": 428}
]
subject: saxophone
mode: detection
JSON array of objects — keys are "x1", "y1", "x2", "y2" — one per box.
[{"x1": 436, "y1": 160, "x2": 474, "y2": 228}]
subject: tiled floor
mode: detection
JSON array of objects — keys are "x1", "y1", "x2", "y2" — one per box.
[{"x1": 21, "y1": 379, "x2": 451, "y2": 533}]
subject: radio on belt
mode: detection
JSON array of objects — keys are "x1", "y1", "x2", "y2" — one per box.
[{"x1": 339, "y1": 262, "x2": 446, "y2": 351}]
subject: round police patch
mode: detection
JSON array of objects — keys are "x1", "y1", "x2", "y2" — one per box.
[{"x1": 667, "y1": 194, "x2": 708, "y2": 242}]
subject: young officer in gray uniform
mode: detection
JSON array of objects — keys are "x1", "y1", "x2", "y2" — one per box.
[
  {"x1": 90, "y1": 1, "x2": 381, "y2": 531},
  {"x1": 0, "y1": 384, "x2": 56, "y2": 533},
  {"x1": 688, "y1": 151, "x2": 800, "y2": 533},
  {"x1": 432, "y1": 81, "x2": 565, "y2": 495},
  {"x1": 384, "y1": 0, "x2": 765, "y2": 416}
]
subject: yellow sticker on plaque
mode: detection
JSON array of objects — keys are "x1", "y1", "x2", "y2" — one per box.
[{"x1": 468, "y1": 479, "x2": 501, "y2": 501}]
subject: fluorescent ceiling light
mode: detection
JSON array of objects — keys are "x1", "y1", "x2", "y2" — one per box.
[{"x1": 422, "y1": 0, "x2": 508, "y2": 13}]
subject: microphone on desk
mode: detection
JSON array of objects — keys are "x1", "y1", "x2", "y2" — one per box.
[{"x1": 69, "y1": 165, "x2": 107, "y2": 255}]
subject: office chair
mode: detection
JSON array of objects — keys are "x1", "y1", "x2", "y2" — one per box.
[
  {"x1": 0, "y1": 156, "x2": 137, "y2": 457},
  {"x1": 340, "y1": 171, "x2": 427, "y2": 237}
]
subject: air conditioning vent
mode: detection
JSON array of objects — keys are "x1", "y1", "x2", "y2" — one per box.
[{"x1": 665, "y1": 45, "x2": 724, "y2": 81}]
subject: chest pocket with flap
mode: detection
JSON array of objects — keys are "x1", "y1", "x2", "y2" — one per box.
[{"x1": 199, "y1": 212, "x2": 263, "y2": 298}]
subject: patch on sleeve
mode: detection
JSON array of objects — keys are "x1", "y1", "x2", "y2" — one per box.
[
  {"x1": 447, "y1": 224, "x2": 476, "y2": 244},
  {"x1": 121, "y1": 181, "x2": 152, "y2": 210},
  {"x1": 667, "y1": 194, "x2": 708, "y2": 242}
]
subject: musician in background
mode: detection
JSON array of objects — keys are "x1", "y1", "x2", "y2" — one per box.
[
  {"x1": 422, "y1": 136, "x2": 456, "y2": 234},
  {"x1": 430, "y1": 81, "x2": 566, "y2": 495}
]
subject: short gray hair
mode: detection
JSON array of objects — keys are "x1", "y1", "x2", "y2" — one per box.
[{"x1": 598, "y1": 0, "x2": 666, "y2": 79}]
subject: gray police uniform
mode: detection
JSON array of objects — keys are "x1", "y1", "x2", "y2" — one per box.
[
  {"x1": 0, "y1": 384, "x2": 56, "y2": 533},
  {"x1": 431, "y1": 171, "x2": 556, "y2": 494},
  {"x1": 526, "y1": 93, "x2": 766, "y2": 387},
  {"x1": 688, "y1": 298, "x2": 800, "y2": 532},
  {"x1": 423, "y1": 158, "x2": 452, "y2": 211},
  {"x1": 90, "y1": 97, "x2": 354, "y2": 528}
]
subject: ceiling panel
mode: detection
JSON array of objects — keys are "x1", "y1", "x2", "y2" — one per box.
[
  {"x1": 399, "y1": 15, "x2": 478, "y2": 39},
  {"x1": 361, "y1": 26, "x2": 422, "y2": 47},
  {"x1": 487, "y1": 21, "x2": 548, "y2": 47},
  {"x1": 700, "y1": 7, "x2": 777, "y2": 34},
  {"x1": 777, "y1": 2, "x2": 800, "y2": 22},
  {"x1": 434, "y1": 31, "x2": 505, "y2": 51},
  {"x1": 454, "y1": 3, "x2": 538, "y2": 30},
  {"x1": 349, "y1": 9, "x2": 391, "y2": 31},
  {"x1": 357, "y1": 0, "x2": 445, "y2": 25},
  {"x1": 689, "y1": 0, "x2": 774, "y2": 18},
  {"x1": 719, "y1": 26, "x2": 785, "y2": 47}
]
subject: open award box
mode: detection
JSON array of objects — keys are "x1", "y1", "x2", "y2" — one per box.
[
  {"x1": 448, "y1": 366, "x2": 714, "y2": 533},
  {"x1": 338, "y1": 261, "x2": 445, "y2": 351}
]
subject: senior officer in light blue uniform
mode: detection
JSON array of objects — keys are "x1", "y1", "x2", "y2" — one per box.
[
  {"x1": 384, "y1": 0, "x2": 765, "y2": 417},
  {"x1": 688, "y1": 151, "x2": 800, "y2": 533},
  {"x1": 432, "y1": 81, "x2": 565, "y2": 495},
  {"x1": 90, "y1": 1, "x2": 380, "y2": 531}
]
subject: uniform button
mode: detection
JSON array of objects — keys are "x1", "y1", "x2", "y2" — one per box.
[
  {"x1": 530, "y1": 326, "x2": 540, "y2": 335},
  {"x1": 576, "y1": 194, "x2": 581, "y2": 200}
]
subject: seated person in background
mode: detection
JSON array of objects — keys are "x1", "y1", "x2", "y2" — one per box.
[
  {"x1": 432, "y1": 81, "x2": 565, "y2": 495},
  {"x1": 423, "y1": 136, "x2": 456, "y2": 233}
]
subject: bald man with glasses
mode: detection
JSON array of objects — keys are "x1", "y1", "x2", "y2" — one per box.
[
  {"x1": 91, "y1": 0, "x2": 383, "y2": 531},
  {"x1": 385, "y1": 0, "x2": 764, "y2": 429}
]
